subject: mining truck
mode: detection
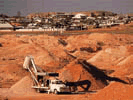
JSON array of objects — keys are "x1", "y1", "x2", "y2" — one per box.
[{"x1": 23, "y1": 56, "x2": 70, "y2": 94}]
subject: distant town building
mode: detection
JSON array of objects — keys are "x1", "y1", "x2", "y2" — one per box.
[
  {"x1": 17, "y1": 11, "x2": 21, "y2": 17},
  {"x1": 0, "y1": 18, "x2": 13, "y2": 30}
]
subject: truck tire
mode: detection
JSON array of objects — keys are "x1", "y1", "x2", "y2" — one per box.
[
  {"x1": 54, "y1": 89, "x2": 58, "y2": 94},
  {"x1": 37, "y1": 88, "x2": 40, "y2": 93}
]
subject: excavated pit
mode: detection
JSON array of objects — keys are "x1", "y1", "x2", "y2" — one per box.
[{"x1": 0, "y1": 30, "x2": 133, "y2": 100}]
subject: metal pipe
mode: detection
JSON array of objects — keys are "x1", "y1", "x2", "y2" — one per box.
[
  {"x1": 31, "y1": 58, "x2": 37, "y2": 73},
  {"x1": 28, "y1": 67, "x2": 39, "y2": 86}
]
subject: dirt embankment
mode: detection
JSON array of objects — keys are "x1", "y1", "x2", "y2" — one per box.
[
  {"x1": 0, "y1": 32, "x2": 133, "y2": 100},
  {"x1": 90, "y1": 82, "x2": 133, "y2": 100},
  {"x1": 8, "y1": 76, "x2": 37, "y2": 97},
  {"x1": 58, "y1": 61, "x2": 107, "y2": 91}
]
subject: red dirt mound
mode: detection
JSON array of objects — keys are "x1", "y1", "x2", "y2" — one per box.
[
  {"x1": 66, "y1": 33, "x2": 116, "y2": 50},
  {"x1": 111, "y1": 55, "x2": 133, "y2": 77},
  {"x1": 91, "y1": 82, "x2": 133, "y2": 100},
  {"x1": 8, "y1": 76, "x2": 36, "y2": 97},
  {"x1": 66, "y1": 33, "x2": 99, "y2": 51},
  {"x1": 58, "y1": 61, "x2": 106, "y2": 91},
  {"x1": 87, "y1": 46, "x2": 131, "y2": 68}
]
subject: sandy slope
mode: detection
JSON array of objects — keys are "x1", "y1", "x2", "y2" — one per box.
[{"x1": 0, "y1": 29, "x2": 133, "y2": 100}]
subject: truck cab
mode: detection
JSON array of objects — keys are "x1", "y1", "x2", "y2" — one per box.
[{"x1": 48, "y1": 79, "x2": 70, "y2": 94}]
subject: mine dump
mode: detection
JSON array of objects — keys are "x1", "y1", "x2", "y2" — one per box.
[
  {"x1": 0, "y1": 26, "x2": 133, "y2": 100},
  {"x1": 0, "y1": 16, "x2": 133, "y2": 100},
  {"x1": 0, "y1": 0, "x2": 133, "y2": 99}
]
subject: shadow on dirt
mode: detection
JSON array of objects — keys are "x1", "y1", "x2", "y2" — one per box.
[
  {"x1": 40, "y1": 59, "x2": 128, "y2": 95},
  {"x1": 58, "y1": 90, "x2": 96, "y2": 95},
  {"x1": 78, "y1": 60, "x2": 128, "y2": 85}
]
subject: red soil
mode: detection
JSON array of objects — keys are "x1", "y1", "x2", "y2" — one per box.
[
  {"x1": 0, "y1": 25, "x2": 133, "y2": 100},
  {"x1": 58, "y1": 61, "x2": 106, "y2": 91},
  {"x1": 91, "y1": 82, "x2": 133, "y2": 100}
]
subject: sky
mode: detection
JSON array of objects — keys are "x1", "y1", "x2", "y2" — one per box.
[{"x1": 0, "y1": 0, "x2": 132, "y2": 16}]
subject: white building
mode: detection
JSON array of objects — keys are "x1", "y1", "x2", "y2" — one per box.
[
  {"x1": 0, "y1": 18, "x2": 13, "y2": 30},
  {"x1": 73, "y1": 13, "x2": 87, "y2": 19}
]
